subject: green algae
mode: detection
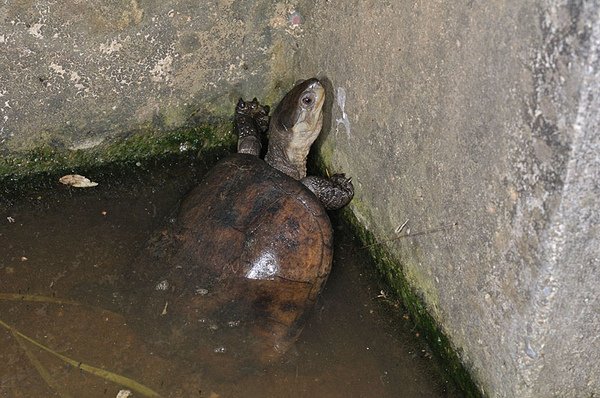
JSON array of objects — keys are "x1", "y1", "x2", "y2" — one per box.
[
  {"x1": 0, "y1": 123, "x2": 233, "y2": 175},
  {"x1": 337, "y1": 207, "x2": 484, "y2": 398},
  {"x1": 0, "y1": 123, "x2": 235, "y2": 198}
]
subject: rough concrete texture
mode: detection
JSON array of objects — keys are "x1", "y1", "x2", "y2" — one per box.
[
  {"x1": 291, "y1": 0, "x2": 600, "y2": 396},
  {"x1": 0, "y1": 0, "x2": 304, "y2": 154},
  {"x1": 1, "y1": 0, "x2": 599, "y2": 397}
]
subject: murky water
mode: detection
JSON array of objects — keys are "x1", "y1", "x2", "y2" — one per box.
[{"x1": 0, "y1": 157, "x2": 461, "y2": 397}]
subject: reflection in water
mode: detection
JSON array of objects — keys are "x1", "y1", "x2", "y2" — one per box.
[{"x1": 0, "y1": 159, "x2": 461, "y2": 397}]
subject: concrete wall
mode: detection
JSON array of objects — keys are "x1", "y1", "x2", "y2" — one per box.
[
  {"x1": 0, "y1": 0, "x2": 300, "y2": 154},
  {"x1": 2, "y1": 0, "x2": 599, "y2": 397},
  {"x1": 293, "y1": 0, "x2": 600, "y2": 397}
]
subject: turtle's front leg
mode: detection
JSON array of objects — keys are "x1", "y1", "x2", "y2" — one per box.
[
  {"x1": 302, "y1": 174, "x2": 354, "y2": 210},
  {"x1": 234, "y1": 97, "x2": 270, "y2": 156}
]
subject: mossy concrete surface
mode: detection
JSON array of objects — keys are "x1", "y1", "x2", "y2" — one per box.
[
  {"x1": 337, "y1": 207, "x2": 481, "y2": 398},
  {"x1": 296, "y1": 1, "x2": 600, "y2": 397},
  {"x1": 0, "y1": 123, "x2": 234, "y2": 199},
  {"x1": 0, "y1": 0, "x2": 305, "y2": 162}
]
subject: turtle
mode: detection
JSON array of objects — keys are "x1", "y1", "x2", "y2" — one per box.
[{"x1": 130, "y1": 78, "x2": 354, "y2": 368}]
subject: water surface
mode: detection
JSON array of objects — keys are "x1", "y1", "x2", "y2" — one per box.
[{"x1": 0, "y1": 158, "x2": 461, "y2": 397}]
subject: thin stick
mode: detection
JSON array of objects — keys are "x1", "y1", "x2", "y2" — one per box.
[
  {"x1": 12, "y1": 330, "x2": 74, "y2": 398},
  {"x1": 361, "y1": 222, "x2": 458, "y2": 249},
  {"x1": 0, "y1": 293, "x2": 116, "y2": 316},
  {"x1": 0, "y1": 293, "x2": 81, "y2": 306},
  {"x1": 0, "y1": 318, "x2": 161, "y2": 397}
]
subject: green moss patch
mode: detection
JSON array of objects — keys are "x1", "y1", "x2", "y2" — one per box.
[{"x1": 0, "y1": 123, "x2": 235, "y2": 198}]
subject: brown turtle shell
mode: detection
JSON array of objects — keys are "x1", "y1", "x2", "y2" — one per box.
[
  {"x1": 178, "y1": 153, "x2": 332, "y2": 292},
  {"x1": 144, "y1": 153, "x2": 333, "y2": 365}
]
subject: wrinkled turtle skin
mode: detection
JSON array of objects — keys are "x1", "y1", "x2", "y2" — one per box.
[{"x1": 127, "y1": 78, "x2": 352, "y2": 370}]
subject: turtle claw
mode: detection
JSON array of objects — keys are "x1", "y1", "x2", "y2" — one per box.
[
  {"x1": 235, "y1": 98, "x2": 270, "y2": 133},
  {"x1": 330, "y1": 174, "x2": 354, "y2": 192},
  {"x1": 301, "y1": 174, "x2": 354, "y2": 210}
]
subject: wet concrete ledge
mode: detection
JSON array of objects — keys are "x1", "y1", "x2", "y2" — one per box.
[{"x1": 2, "y1": 1, "x2": 600, "y2": 397}]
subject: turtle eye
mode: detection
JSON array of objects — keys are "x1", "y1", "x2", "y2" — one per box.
[{"x1": 301, "y1": 94, "x2": 315, "y2": 107}]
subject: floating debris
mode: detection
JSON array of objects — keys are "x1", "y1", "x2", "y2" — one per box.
[
  {"x1": 59, "y1": 174, "x2": 98, "y2": 188},
  {"x1": 155, "y1": 280, "x2": 169, "y2": 291},
  {"x1": 227, "y1": 320, "x2": 240, "y2": 328}
]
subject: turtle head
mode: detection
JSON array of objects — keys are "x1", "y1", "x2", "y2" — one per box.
[
  {"x1": 273, "y1": 78, "x2": 325, "y2": 138},
  {"x1": 266, "y1": 78, "x2": 325, "y2": 179}
]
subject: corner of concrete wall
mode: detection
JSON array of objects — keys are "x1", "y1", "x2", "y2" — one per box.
[{"x1": 294, "y1": 0, "x2": 600, "y2": 396}]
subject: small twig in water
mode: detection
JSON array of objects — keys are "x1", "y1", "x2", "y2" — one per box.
[
  {"x1": 0, "y1": 318, "x2": 161, "y2": 397},
  {"x1": 12, "y1": 330, "x2": 74, "y2": 398},
  {"x1": 0, "y1": 293, "x2": 81, "y2": 306}
]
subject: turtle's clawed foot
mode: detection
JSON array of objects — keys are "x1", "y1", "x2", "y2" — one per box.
[
  {"x1": 331, "y1": 173, "x2": 353, "y2": 191},
  {"x1": 301, "y1": 173, "x2": 354, "y2": 210},
  {"x1": 234, "y1": 98, "x2": 270, "y2": 156},
  {"x1": 236, "y1": 97, "x2": 270, "y2": 132}
]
